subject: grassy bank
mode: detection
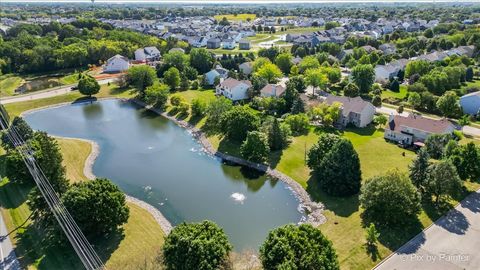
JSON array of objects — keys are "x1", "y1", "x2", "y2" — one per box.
[{"x1": 0, "y1": 137, "x2": 164, "y2": 269}]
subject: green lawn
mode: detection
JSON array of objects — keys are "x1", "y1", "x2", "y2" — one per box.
[
  {"x1": 213, "y1": 13, "x2": 256, "y2": 22},
  {"x1": 58, "y1": 73, "x2": 80, "y2": 85},
  {"x1": 277, "y1": 26, "x2": 325, "y2": 34},
  {"x1": 382, "y1": 85, "x2": 408, "y2": 100},
  {"x1": 0, "y1": 75, "x2": 24, "y2": 96},
  {"x1": 0, "y1": 136, "x2": 165, "y2": 270},
  {"x1": 5, "y1": 84, "x2": 134, "y2": 118}
]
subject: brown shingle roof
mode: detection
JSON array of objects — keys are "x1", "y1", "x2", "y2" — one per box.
[
  {"x1": 387, "y1": 115, "x2": 454, "y2": 134},
  {"x1": 219, "y1": 78, "x2": 251, "y2": 89},
  {"x1": 260, "y1": 84, "x2": 286, "y2": 97},
  {"x1": 325, "y1": 95, "x2": 373, "y2": 115}
]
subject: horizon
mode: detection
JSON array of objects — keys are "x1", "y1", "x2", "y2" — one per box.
[{"x1": 3, "y1": 0, "x2": 480, "y2": 4}]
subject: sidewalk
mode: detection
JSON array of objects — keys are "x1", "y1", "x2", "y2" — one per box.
[{"x1": 0, "y1": 212, "x2": 20, "y2": 270}]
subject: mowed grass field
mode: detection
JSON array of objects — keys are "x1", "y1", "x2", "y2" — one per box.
[
  {"x1": 0, "y1": 75, "x2": 24, "y2": 96},
  {"x1": 213, "y1": 13, "x2": 256, "y2": 22},
  {"x1": 0, "y1": 137, "x2": 165, "y2": 270}
]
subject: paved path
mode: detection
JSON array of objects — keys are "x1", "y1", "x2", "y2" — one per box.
[
  {"x1": 0, "y1": 78, "x2": 117, "y2": 105},
  {"x1": 375, "y1": 189, "x2": 480, "y2": 270},
  {"x1": 376, "y1": 105, "x2": 480, "y2": 138},
  {"x1": 0, "y1": 212, "x2": 20, "y2": 270}
]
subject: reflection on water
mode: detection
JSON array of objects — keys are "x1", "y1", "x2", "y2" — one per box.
[{"x1": 24, "y1": 99, "x2": 303, "y2": 250}]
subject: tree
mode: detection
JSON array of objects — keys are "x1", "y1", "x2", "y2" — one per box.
[
  {"x1": 360, "y1": 170, "x2": 421, "y2": 226},
  {"x1": 127, "y1": 65, "x2": 157, "y2": 93},
  {"x1": 408, "y1": 92, "x2": 422, "y2": 110},
  {"x1": 291, "y1": 96, "x2": 306, "y2": 114},
  {"x1": 252, "y1": 57, "x2": 272, "y2": 72},
  {"x1": 240, "y1": 131, "x2": 270, "y2": 163},
  {"x1": 1, "y1": 116, "x2": 34, "y2": 150},
  {"x1": 260, "y1": 224, "x2": 339, "y2": 270},
  {"x1": 465, "y1": 66, "x2": 474, "y2": 82},
  {"x1": 344, "y1": 83, "x2": 359, "y2": 97},
  {"x1": 78, "y1": 75, "x2": 100, "y2": 97},
  {"x1": 305, "y1": 68, "x2": 328, "y2": 93},
  {"x1": 365, "y1": 223, "x2": 380, "y2": 248},
  {"x1": 298, "y1": 56, "x2": 320, "y2": 73},
  {"x1": 373, "y1": 115, "x2": 388, "y2": 127},
  {"x1": 425, "y1": 134, "x2": 452, "y2": 159},
  {"x1": 255, "y1": 62, "x2": 282, "y2": 83},
  {"x1": 436, "y1": 91, "x2": 461, "y2": 118},
  {"x1": 309, "y1": 137, "x2": 362, "y2": 196},
  {"x1": 389, "y1": 79, "x2": 400, "y2": 92},
  {"x1": 144, "y1": 83, "x2": 170, "y2": 109},
  {"x1": 163, "y1": 67, "x2": 181, "y2": 90},
  {"x1": 163, "y1": 51, "x2": 189, "y2": 71},
  {"x1": 275, "y1": 53, "x2": 293, "y2": 75},
  {"x1": 205, "y1": 97, "x2": 233, "y2": 133},
  {"x1": 371, "y1": 95, "x2": 382, "y2": 107},
  {"x1": 163, "y1": 221, "x2": 232, "y2": 270},
  {"x1": 283, "y1": 83, "x2": 299, "y2": 111},
  {"x1": 191, "y1": 98, "x2": 207, "y2": 117},
  {"x1": 26, "y1": 132, "x2": 69, "y2": 220},
  {"x1": 265, "y1": 117, "x2": 289, "y2": 151},
  {"x1": 220, "y1": 106, "x2": 260, "y2": 141},
  {"x1": 284, "y1": 113, "x2": 309, "y2": 135},
  {"x1": 459, "y1": 142, "x2": 480, "y2": 182},
  {"x1": 170, "y1": 94, "x2": 186, "y2": 107},
  {"x1": 351, "y1": 64, "x2": 375, "y2": 93},
  {"x1": 189, "y1": 48, "x2": 214, "y2": 74},
  {"x1": 287, "y1": 75, "x2": 306, "y2": 93},
  {"x1": 405, "y1": 60, "x2": 431, "y2": 78},
  {"x1": 62, "y1": 178, "x2": 129, "y2": 236},
  {"x1": 426, "y1": 160, "x2": 462, "y2": 205},
  {"x1": 409, "y1": 148, "x2": 430, "y2": 193}
]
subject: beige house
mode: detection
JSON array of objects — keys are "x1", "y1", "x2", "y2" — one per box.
[
  {"x1": 384, "y1": 114, "x2": 455, "y2": 145},
  {"x1": 324, "y1": 95, "x2": 376, "y2": 128}
]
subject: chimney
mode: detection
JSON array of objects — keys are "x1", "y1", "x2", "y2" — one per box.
[{"x1": 389, "y1": 113, "x2": 394, "y2": 123}]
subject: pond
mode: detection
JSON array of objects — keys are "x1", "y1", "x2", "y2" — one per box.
[{"x1": 24, "y1": 99, "x2": 304, "y2": 250}]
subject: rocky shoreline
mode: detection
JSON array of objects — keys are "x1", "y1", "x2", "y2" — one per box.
[{"x1": 133, "y1": 99, "x2": 327, "y2": 227}]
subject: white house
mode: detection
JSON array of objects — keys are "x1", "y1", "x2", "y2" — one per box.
[
  {"x1": 384, "y1": 114, "x2": 455, "y2": 145},
  {"x1": 104, "y1": 54, "x2": 130, "y2": 73},
  {"x1": 216, "y1": 78, "x2": 251, "y2": 101},
  {"x1": 460, "y1": 91, "x2": 480, "y2": 116},
  {"x1": 324, "y1": 95, "x2": 376, "y2": 128},
  {"x1": 222, "y1": 39, "x2": 236, "y2": 50}
]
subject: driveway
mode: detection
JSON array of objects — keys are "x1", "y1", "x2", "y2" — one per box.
[
  {"x1": 0, "y1": 212, "x2": 20, "y2": 270},
  {"x1": 374, "y1": 189, "x2": 480, "y2": 270},
  {"x1": 0, "y1": 77, "x2": 117, "y2": 105}
]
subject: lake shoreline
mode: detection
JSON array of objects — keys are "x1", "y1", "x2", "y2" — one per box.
[{"x1": 22, "y1": 97, "x2": 326, "y2": 228}]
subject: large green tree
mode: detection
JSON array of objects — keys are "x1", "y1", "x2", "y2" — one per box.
[
  {"x1": 78, "y1": 75, "x2": 100, "y2": 97},
  {"x1": 126, "y1": 65, "x2": 157, "y2": 93},
  {"x1": 144, "y1": 83, "x2": 170, "y2": 109},
  {"x1": 275, "y1": 53, "x2": 293, "y2": 75},
  {"x1": 240, "y1": 131, "x2": 270, "y2": 163},
  {"x1": 205, "y1": 97, "x2": 233, "y2": 133},
  {"x1": 360, "y1": 170, "x2": 421, "y2": 226},
  {"x1": 260, "y1": 224, "x2": 339, "y2": 270},
  {"x1": 163, "y1": 67, "x2": 181, "y2": 90},
  {"x1": 219, "y1": 106, "x2": 260, "y2": 141},
  {"x1": 351, "y1": 64, "x2": 375, "y2": 93},
  {"x1": 163, "y1": 220, "x2": 232, "y2": 270},
  {"x1": 255, "y1": 62, "x2": 282, "y2": 83},
  {"x1": 189, "y1": 48, "x2": 214, "y2": 74},
  {"x1": 436, "y1": 91, "x2": 461, "y2": 118},
  {"x1": 409, "y1": 148, "x2": 430, "y2": 193},
  {"x1": 426, "y1": 160, "x2": 462, "y2": 205},
  {"x1": 62, "y1": 178, "x2": 129, "y2": 236}
]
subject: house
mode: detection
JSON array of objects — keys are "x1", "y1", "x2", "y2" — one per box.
[
  {"x1": 216, "y1": 78, "x2": 252, "y2": 101},
  {"x1": 324, "y1": 95, "x2": 376, "y2": 128},
  {"x1": 385, "y1": 114, "x2": 455, "y2": 145},
  {"x1": 207, "y1": 38, "x2": 221, "y2": 49},
  {"x1": 191, "y1": 37, "x2": 207, "y2": 48},
  {"x1": 239, "y1": 62, "x2": 253, "y2": 75},
  {"x1": 169, "y1": 48, "x2": 185, "y2": 54},
  {"x1": 239, "y1": 39, "x2": 251, "y2": 50},
  {"x1": 374, "y1": 58, "x2": 408, "y2": 84},
  {"x1": 104, "y1": 54, "x2": 130, "y2": 73},
  {"x1": 222, "y1": 39, "x2": 236, "y2": 49},
  {"x1": 260, "y1": 84, "x2": 286, "y2": 98},
  {"x1": 379, "y1": 43, "x2": 396, "y2": 55},
  {"x1": 204, "y1": 65, "x2": 229, "y2": 85},
  {"x1": 460, "y1": 91, "x2": 480, "y2": 115},
  {"x1": 135, "y1": 46, "x2": 161, "y2": 62}
]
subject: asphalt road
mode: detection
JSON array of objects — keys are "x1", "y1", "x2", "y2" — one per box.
[
  {"x1": 0, "y1": 213, "x2": 20, "y2": 270},
  {"x1": 0, "y1": 78, "x2": 117, "y2": 105},
  {"x1": 375, "y1": 189, "x2": 480, "y2": 270}
]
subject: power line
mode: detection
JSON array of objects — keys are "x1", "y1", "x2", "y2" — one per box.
[{"x1": 0, "y1": 104, "x2": 106, "y2": 270}]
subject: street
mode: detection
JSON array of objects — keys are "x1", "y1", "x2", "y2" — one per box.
[{"x1": 0, "y1": 212, "x2": 20, "y2": 270}]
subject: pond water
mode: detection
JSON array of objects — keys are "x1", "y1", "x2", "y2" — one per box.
[{"x1": 24, "y1": 99, "x2": 304, "y2": 250}]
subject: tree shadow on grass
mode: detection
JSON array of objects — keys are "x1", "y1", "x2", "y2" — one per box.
[
  {"x1": 188, "y1": 115, "x2": 203, "y2": 127},
  {"x1": 375, "y1": 219, "x2": 425, "y2": 254},
  {"x1": 366, "y1": 244, "x2": 380, "y2": 262},
  {"x1": 93, "y1": 228, "x2": 125, "y2": 265},
  {"x1": 344, "y1": 125, "x2": 377, "y2": 136},
  {"x1": 268, "y1": 149, "x2": 283, "y2": 169},
  {"x1": 217, "y1": 137, "x2": 242, "y2": 158},
  {"x1": 306, "y1": 174, "x2": 359, "y2": 217},
  {"x1": 0, "y1": 180, "x2": 33, "y2": 210}
]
